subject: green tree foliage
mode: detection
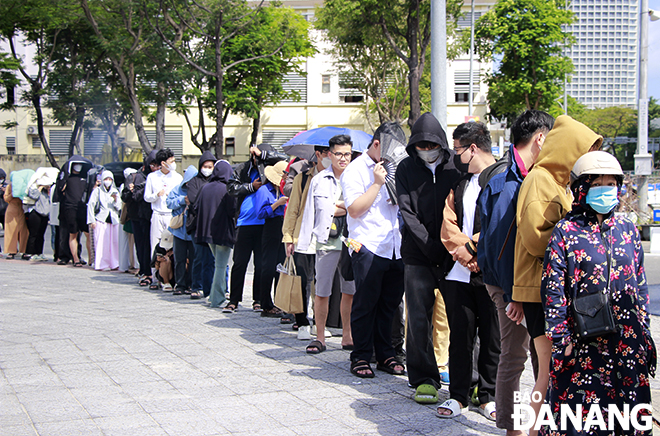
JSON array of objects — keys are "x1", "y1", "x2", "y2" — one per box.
[
  {"x1": 474, "y1": 0, "x2": 574, "y2": 123},
  {"x1": 0, "y1": 52, "x2": 20, "y2": 111}
]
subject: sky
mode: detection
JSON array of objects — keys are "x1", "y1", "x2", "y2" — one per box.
[{"x1": 649, "y1": 0, "x2": 660, "y2": 101}]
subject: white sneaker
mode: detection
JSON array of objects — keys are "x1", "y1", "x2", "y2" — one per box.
[
  {"x1": 311, "y1": 326, "x2": 332, "y2": 338},
  {"x1": 297, "y1": 325, "x2": 312, "y2": 340}
]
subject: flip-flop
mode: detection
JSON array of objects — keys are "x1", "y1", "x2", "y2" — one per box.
[
  {"x1": 306, "y1": 340, "x2": 326, "y2": 354},
  {"x1": 350, "y1": 359, "x2": 375, "y2": 378},
  {"x1": 414, "y1": 384, "x2": 438, "y2": 404},
  {"x1": 437, "y1": 399, "x2": 467, "y2": 419},
  {"x1": 479, "y1": 401, "x2": 496, "y2": 421},
  {"x1": 376, "y1": 357, "x2": 405, "y2": 375}
]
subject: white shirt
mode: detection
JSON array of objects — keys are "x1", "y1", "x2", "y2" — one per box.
[
  {"x1": 144, "y1": 169, "x2": 183, "y2": 214},
  {"x1": 340, "y1": 152, "x2": 401, "y2": 259},
  {"x1": 446, "y1": 173, "x2": 480, "y2": 283}
]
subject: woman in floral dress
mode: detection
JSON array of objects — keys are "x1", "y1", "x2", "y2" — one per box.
[{"x1": 541, "y1": 151, "x2": 656, "y2": 435}]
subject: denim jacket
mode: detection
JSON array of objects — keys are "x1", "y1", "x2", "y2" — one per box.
[{"x1": 297, "y1": 167, "x2": 340, "y2": 252}]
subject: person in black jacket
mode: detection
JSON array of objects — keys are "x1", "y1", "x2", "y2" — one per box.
[
  {"x1": 227, "y1": 143, "x2": 287, "y2": 311},
  {"x1": 186, "y1": 150, "x2": 217, "y2": 300},
  {"x1": 122, "y1": 150, "x2": 158, "y2": 286},
  {"x1": 395, "y1": 113, "x2": 463, "y2": 402}
]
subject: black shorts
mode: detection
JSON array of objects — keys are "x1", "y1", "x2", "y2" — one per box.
[
  {"x1": 522, "y1": 302, "x2": 546, "y2": 339},
  {"x1": 62, "y1": 205, "x2": 88, "y2": 235}
]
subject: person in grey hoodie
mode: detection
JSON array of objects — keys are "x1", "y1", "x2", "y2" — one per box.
[{"x1": 87, "y1": 170, "x2": 122, "y2": 270}]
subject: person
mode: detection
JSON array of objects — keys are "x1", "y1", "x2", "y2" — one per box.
[
  {"x1": 58, "y1": 161, "x2": 92, "y2": 267},
  {"x1": 437, "y1": 121, "x2": 499, "y2": 420},
  {"x1": 477, "y1": 110, "x2": 554, "y2": 435},
  {"x1": 118, "y1": 167, "x2": 138, "y2": 273},
  {"x1": 541, "y1": 151, "x2": 656, "y2": 435},
  {"x1": 255, "y1": 161, "x2": 289, "y2": 317},
  {"x1": 87, "y1": 170, "x2": 122, "y2": 271},
  {"x1": 513, "y1": 115, "x2": 601, "y2": 436},
  {"x1": 281, "y1": 147, "x2": 331, "y2": 338},
  {"x1": 166, "y1": 165, "x2": 198, "y2": 295},
  {"x1": 3, "y1": 169, "x2": 31, "y2": 259},
  {"x1": 122, "y1": 150, "x2": 157, "y2": 286},
  {"x1": 144, "y1": 148, "x2": 182, "y2": 290},
  {"x1": 195, "y1": 160, "x2": 237, "y2": 308},
  {"x1": 186, "y1": 151, "x2": 217, "y2": 300},
  {"x1": 297, "y1": 135, "x2": 356, "y2": 353},
  {"x1": 340, "y1": 122, "x2": 406, "y2": 378},
  {"x1": 0, "y1": 168, "x2": 7, "y2": 232},
  {"x1": 395, "y1": 112, "x2": 462, "y2": 402},
  {"x1": 227, "y1": 143, "x2": 287, "y2": 311},
  {"x1": 25, "y1": 168, "x2": 58, "y2": 261}
]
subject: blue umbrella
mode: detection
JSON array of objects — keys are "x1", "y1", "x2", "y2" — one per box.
[{"x1": 282, "y1": 126, "x2": 373, "y2": 160}]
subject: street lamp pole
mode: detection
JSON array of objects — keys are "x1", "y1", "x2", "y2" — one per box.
[
  {"x1": 468, "y1": 0, "x2": 475, "y2": 116},
  {"x1": 431, "y1": 0, "x2": 448, "y2": 131}
]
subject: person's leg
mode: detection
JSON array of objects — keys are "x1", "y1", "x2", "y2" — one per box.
[
  {"x1": 184, "y1": 240, "x2": 194, "y2": 290},
  {"x1": 251, "y1": 225, "x2": 264, "y2": 305},
  {"x1": 95, "y1": 221, "x2": 108, "y2": 270},
  {"x1": 109, "y1": 223, "x2": 119, "y2": 269},
  {"x1": 209, "y1": 244, "x2": 231, "y2": 307},
  {"x1": 340, "y1": 293, "x2": 353, "y2": 347},
  {"x1": 293, "y1": 252, "x2": 314, "y2": 328},
  {"x1": 432, "y1": 286, "x2": 450, "y2": 376},
  {"x1": 259, "y1": 219, "x2": 282, "y2": 312},
  {"x1": 149, "y1": 214, "x2": 161, "y2": 280},
  {"x1": 405, "y1": 264, "x2": 442, "y2": 389},
  {"x1": 118, "y1": 226, "x2": 130, "y2": 272},
  {"x1": 173, "y1": 236, "x2": 188, "y2": 292},
  {"x1": 201, "y1": 244, "x2": 215, "y2": 298},
  {"x1": 311, "y1": 250, "x2": 341, "y2": 348},
  {"x1": 372, "y1": 258, "x2": 405, "y2": 365},
  {"x1": 486, "y1": 284, "x2": 529, "y2": 434},
  {"x1": 36, "y1": 214, "x2": 48, "y2": 256},
  {"x1": 474, "y1": 286, "x2": 501, "y2": 408},
  {"x1": 391, "y1": 300, "x2": 405, "y2": 362},
  {"x1": 25, "y1": 210, "x2": 40, "y2": 255},
  {"x1": 69, "y1": 232, "x2": 80, "y2": 264},
  {"x1": 440, "y1": 280, "x2": 478, "y2": 410},
  {"x1": 17, "y1": 211, "x2": 28, "y2": 254},
  {"x1": 229, "y1": 226, "x2": 254, "y2": 305},
  {"x1": 132, "y1": 219, "x2": 151, "y2": 277},
  {"x1": 529, "y1": 336, "x2": 551, "y2": 436}
]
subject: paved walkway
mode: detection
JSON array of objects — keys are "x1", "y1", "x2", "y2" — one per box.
[{"x1": 1, "y1": 258, "x2": 659, "y2": 436}]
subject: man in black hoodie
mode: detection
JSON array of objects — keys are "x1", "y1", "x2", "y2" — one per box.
[
  {"x1": 395, "y1": 112, "x2": 462, "y2": 402},
  {"x1": 186, "y1": 150, "x2": 217, "y2": 300},
  {"x1": 122, "y1": 150, "x2": 158, "y2": 285}
]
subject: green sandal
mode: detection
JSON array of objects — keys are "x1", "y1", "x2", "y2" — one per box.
[{"x1": 414, "y1": 383, "x2": 438, "y2": 404}]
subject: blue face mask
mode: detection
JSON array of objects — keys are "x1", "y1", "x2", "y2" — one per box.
[{"x1": 586, "y1": 185, "x2": 619, "y2": 214}]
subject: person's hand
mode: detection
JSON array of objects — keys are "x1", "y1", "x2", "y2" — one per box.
[
  {"x1": 286, "y1": 242, "x2": 295, "y2": 257},
  {"x1": 373, "y1": 162, "x2": 387, "y2": 186},
  {"x1": 564, "y1": 344, "x2": 573, "y2": 356},
  {"x1": 89, "y1": 222, "x2": 96, "y2": 230},
  {"x1": 252, "y1": 179, "x2": 263, "y2": 191},
  {"x1": 111, "y1": 193, "x2": 118, "y2": 201},
  {"x1": 157, "y1": 189, "x2": 165, "y2": 197},
  {"x1": 506, "y1": 301, "x2": 525, "y2": 324},
  {"x1": 450, "y1": 246, "x2": 474, "y2": 267},
  {"x1": 273, "y1": 196, "x2": 289, "y2": 208},
  {"x1": 128, "y1": 183, "x2": 134, "y2": 191},
  {"x1": 184, "y1": 196, "x2": 190, "y2": 206},
  {"x1": 466, "y1": 261, "x2": 480, "y2": 273},
  {"x1": 250, "y1": 146, "x2": 261, "y2": 157}
]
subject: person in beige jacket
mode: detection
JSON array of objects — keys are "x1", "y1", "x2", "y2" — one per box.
[{"x1": 512, "y1": 115, "x2": 602, "y2": 436}]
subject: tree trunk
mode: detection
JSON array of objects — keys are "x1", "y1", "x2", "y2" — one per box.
[
  {"x1": 408, "y1": 66, "x2": 422, "y2": 129},
  {"x1": 114, "y1": 61, "x2": 152, "y2": 154},
  {"x1": 31, "y1": 91, "x2": 59, "y2": 168},
  {"x1": 250, "y1": 111, "x2": 261, "y2": 146},
  {"x1": 214, "y1": 19, "x2": 225, "y2": 160},
  {"x1": 156, "y1": 82, "x2": 167, "y2": 149},
  {"x1": 68, "y1": 106, "x2": 85, "y2": 158}
]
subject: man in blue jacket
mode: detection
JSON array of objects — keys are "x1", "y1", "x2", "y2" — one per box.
[{"x1": 477, "y1": 110, "x2": 553, "y2": 435}]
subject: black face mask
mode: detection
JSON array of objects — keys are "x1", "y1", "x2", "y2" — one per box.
[{"x1": 453, "y1": 148, "x2": 472, "y2": 173}]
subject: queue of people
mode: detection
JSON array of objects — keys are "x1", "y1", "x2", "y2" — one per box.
[{"x1": 0, "y1": 112, "x2": 655, "y2": 435}]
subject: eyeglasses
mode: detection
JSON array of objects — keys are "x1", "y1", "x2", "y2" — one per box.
[{"x1": 331, "y1": 151, "x2": 352, "y2": 159}]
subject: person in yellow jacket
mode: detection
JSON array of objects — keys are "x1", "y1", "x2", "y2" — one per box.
[{"x1": 512, "y1": 115, "x2": 602, "y2": 436}]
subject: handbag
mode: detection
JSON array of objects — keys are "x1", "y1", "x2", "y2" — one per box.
[
  {"x1": 169, "y1": 210, "x2": 185, "y2": 229},
  {"x1": 328, "y1": 215, "x2": 346, "y2": 239},
  {"x1": 572, "y1": 230, "x2": 616, "y2": 341},
  {"x1": 274, "y1": 256, "x2": 304, "y2": 314}
]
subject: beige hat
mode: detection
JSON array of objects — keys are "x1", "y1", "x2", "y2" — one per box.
[{"x1": 264, "y1": 161, "x2": 288, "y2": 187}]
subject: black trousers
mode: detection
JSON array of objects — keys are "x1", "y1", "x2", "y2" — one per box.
[
  {"x1": 26, "y1": 210, "x2": 49, "y2": 255},
  {"x1": 405, "y1": 264, "x2": 445, "y2": 389},
  {"x1": 441, "y1": 279, "x2": 500, "y2": 406},
  {"x1": 57, "y1": 211, "x2": 79, "y2": 263},
  {"x1": 293, "y1": 252, "x2": 314, "y2": 327},
  {"x1": 350, "y1": 247, "x2": 405, "y2": 363},
  {"x1": 229, "y1": 225, "x2": 263, "y2": 305},
  {"x1": 173, "y1": 236, "x2": 194, "y2": 290},
  {"x1": 132, "y1": 219, "x2": 152, "y2": 277},
  {"x1": 260, "y1": 216, "x2": 285, "y2": 311}
]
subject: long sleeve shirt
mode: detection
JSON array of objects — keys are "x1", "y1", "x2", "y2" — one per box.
[{"x1": 144, "y1": 170, "x2": 183, "y2": 214}]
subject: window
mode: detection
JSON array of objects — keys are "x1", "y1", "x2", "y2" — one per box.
[
  {"x1": 225, "y1": 137, "x2": 235, "y2": 156},
  {"x1": 6, "y1": 137, "x2": 15, "y2": 155},
  {"x1": 453, "y1": 70, "x2": 480, "y2": 103},
  {"x1": 32, "y1": 136, "x2": 42, "y2": 148},
  {"x1": 321, "y1": 75, "x2": 331, "y2": 93}
]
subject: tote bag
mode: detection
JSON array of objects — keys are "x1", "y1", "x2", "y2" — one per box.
[{"x1": 274, "y1": 256, "x2": 304, "y2": 314}]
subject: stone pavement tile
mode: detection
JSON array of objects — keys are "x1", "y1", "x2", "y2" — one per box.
[
  {"x1": 101, "y1": 426, "x2": 169, "y2": 436},
  {"x1": 216, "y1": 374, "x2": 282, "y2": 395},
  {"x1": 92, "y1": 413, "x2": 158, "y2": 432},
  {"x1": 20, "y1": 398, "x2": 91, "y2": 423},
  {"x1": 14, "y1": 387, "x2": 75, "y2": 405},
  {"x1": 207, "y1": 405, "x2": 288, "y2": 434},
  {"x1": 98, "y1": 361, "x2": 164, "y2": 385},
  {"x1": 77, "y1": 396, "x2": 146, "y2": 419},
  {"x1": 137, "y1": 397, "x2": 198, "y2": 414},
  {"x1": 3, "y1": 367, "x2": 65, "y2": 392},
  {"x1": 149, "y1": 410, "x2": 229, "y2": 436},
  {"x1": 148, "y1": 364, "x2": 209, "y2": 382},
  {"x1": 33, "y1": 418, "x2": 104, "y2": 436},
  {"x1": 0, "y1": 425, "x2": 38, "y2": 436},
  {"x1": 118, "y1": 380, "x2": 181, "y2": 400}
]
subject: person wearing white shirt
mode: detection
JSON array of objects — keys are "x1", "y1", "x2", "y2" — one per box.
[
  {"x1": 340, "y1": 122, "x2": 406, "y2": 379},
  {"x1": 437, "y1": 122, "x2": 499, "y2": 421},
  {"x1": 144, "y1": 148, "x2": 183, "y2": 289}
]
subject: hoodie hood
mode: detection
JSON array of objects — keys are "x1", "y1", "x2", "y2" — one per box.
[
  {"x1": 144, "y1": 150, "x2": 158, "y2": 175},
  {"x1": 0, "y1": 168, "x2": 6, "y2": 183},
  {"x1": 211, "y1": 160, "x2": 233, "y2": 183},
  {"x1": 198, "y1": 151, "x2": 217, "y2": 170},
  {"x1": 406, "y1": 112, "x2": 450, "y2": 165},
  {"x1": 101, "y1": 170, "x2": 117, "y2": 192},
  {"x1": 535, "y1": 115, "x2": 602, "y2": 187},
  {"x1": 182, "y1": 165, "x2": 198, "y2": 186}
]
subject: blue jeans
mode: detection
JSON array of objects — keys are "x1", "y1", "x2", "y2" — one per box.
[
  {"x1": 192, "y1": 241, "x2": 214, "y2": 296},
  {"x1": 209, "y1": 244, "x2": 232, "y2": 307}
]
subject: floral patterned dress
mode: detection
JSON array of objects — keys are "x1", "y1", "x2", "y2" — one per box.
[{"x1": 540, "y1": 179, "x2": 656, "y2": 436}]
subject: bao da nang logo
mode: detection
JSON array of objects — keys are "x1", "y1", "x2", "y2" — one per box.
[{"x1": 512, "y1": 391, "x2": 653, "y2": 432}]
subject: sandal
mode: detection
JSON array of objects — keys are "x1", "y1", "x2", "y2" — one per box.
[
  {"x1": 350, "y1": 359, "x2": 375, "y2": 378},
  {"x1": 173, "y1": 288, "x2": 183, "y2": 295},
  {"x1": 437, "y1": 399, "x2": 467, "y2": 419},
  {"x1": 376, "y1": 357, "x2": 405, "y2": 375},
  {"x1": 306, "y1": 340, "x2": 326, "y2": 354},
  {"x1": 5, "y1": 253, "x2": 16, "y2": 260},
  {"x1": 222, "y1": 303, "x2": 237, "y2": 313},
  {"x1": 479, "y1": 401, "x2": 496, "y2": 421},
  {"x1": 72, "y1": 261, "x2": 84, "y2": 267},
  {"x1": 292, "y1": 324, "x2": 299, "y2": 331},
  {"x1": 414, "y1": 384, "x2": 438, "y2": 404},
  {"x1": 139, "y1": 277, "x2": 152, "y2": 287},
  {"x1": 149, "y1": 282, "x2": 161, "y2": 290},
  {"x1": 190, "y1": 291, "x2": 203, "y2": 300},
  {"x1": 252, "y1": 302, "x2": 262, "y2": 312}
]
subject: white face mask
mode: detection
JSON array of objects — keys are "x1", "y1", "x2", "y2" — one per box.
[
  {"x1": 417, "y1": 148, "x2": 441, "y2": 163},
  {"x1": 166, "y1": 162, "x2": 177, "y2": 172},
  {"x1": 103, "y1": 180, "x2": 112, "y2": 189},
  {"x1": 321, "y1": 157, "x2": 332, "y2": 169},
  {"x1": 201, "y1": 167, "x2": 213, "y2": 178},
  {"x1": 72, "y1": 164, "x2": 83, "y2": 173}
]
